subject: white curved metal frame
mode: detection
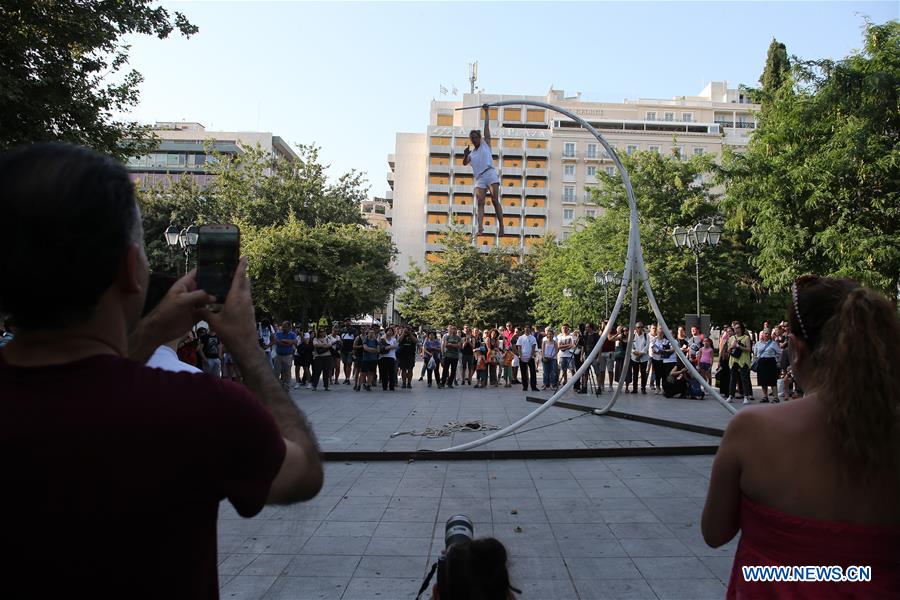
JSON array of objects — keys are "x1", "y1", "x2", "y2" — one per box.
[{"x1": 440, "y1": 100, "x2": 736, "y2": 453}]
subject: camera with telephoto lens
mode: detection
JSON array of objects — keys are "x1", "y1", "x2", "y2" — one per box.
[{"x1": 415, "y1": 515, "x2": 474, "y2": 599}]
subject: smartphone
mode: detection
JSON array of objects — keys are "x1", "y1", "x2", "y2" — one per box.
[{"x1": 196, "y1": 224, "x2": 240, "y2": 307}]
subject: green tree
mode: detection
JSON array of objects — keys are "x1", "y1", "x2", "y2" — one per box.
[
  {"x1": 0, "y1": 0, "x2": 196, "y2": 158},
  {"x1": 137, "y1": 143, "x2": 368, "y2": 274},
  {"x1": 532, "y1": 149, "x2": 779, "y2": 327},
  {"x1": 396, "y1": 230, "x2": 534, "y2": 328},
  {"x1": 242, "y1": 218, "x2": 399, "y2": 322},
  {"x1": 760, "y1": 39, "x2": 791, "y2": 97},
  {"x1": 722, "y1": 20, "x2": 900, "y2": 300}
]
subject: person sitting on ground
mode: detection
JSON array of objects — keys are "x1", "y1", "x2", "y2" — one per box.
[
  {"x1": 0, "y1": 142, "x2": 323, "y2": 598},
  {"x1": 702, "y1": 276, "x2": 900, "y2": 599},
  {"x1": 662, "y1": 357, "x2": 689, "y2": 398}
]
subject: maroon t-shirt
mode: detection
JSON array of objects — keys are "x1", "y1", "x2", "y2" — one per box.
[{"x1": 0, "y1": 351, "x2": 286, "y2": 599}]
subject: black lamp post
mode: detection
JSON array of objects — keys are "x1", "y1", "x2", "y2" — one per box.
[
  {"x1": 593, "y1": 269, "x2": 622, "y2": 321},
  {"x1": 164, "y1": 223, "x2": 199, "y2": 275},
  {"x1": 294, "y1": 270, "x2": 320, "y2": 332},
  {"x1": 671, "y1": 221, "x2": 722, "y2": 317}
]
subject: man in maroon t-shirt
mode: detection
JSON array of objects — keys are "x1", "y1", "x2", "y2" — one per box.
[{"x1": 0, "y1": 143, "x2": 323, "y2": 599}]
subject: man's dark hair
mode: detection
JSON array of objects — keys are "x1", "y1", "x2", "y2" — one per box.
[
  {"x1": 141, "y1": 273, "x2": 178, "y2": 318},
  {"x1": 0, "y1": 143, "x2": 138, "y2": 330}
]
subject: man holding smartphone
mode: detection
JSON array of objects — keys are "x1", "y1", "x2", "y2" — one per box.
[{"x1": 0, "y1": 143, "x2": 323, "y2": 598}]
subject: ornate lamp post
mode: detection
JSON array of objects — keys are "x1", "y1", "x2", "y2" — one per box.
[
  {"x1": 164, "y1": 223, "x2": 199, "y2": 275},
  {"x1": 294, "y1": 270, "x2": 320, "y2": 332},
  {"x1": 593, "y1": 270, "x2": 622, "y2": 320},
  {"x1": 671, "y1": 221, "x2": 722, "y2": 316}
]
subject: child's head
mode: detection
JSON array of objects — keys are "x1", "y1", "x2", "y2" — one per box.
[{"x1": 703, "y1": 338, "x2": 713, "y2": 348}]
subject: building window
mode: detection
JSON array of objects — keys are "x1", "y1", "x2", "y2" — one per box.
[
  {"x1": 648, "y1": 145, "x2": 660, "y2": 155},
  {"x1": 586, "y1": 143, "x2": 597, "y2": 158},
  {"x1": 563, "y1": 209, "x2": 575, "y2": 224},
  {"x1": 682, "y1": 112, "x2": 693, "y2": 123},
  {"x1": 605, "y1": 166, "x2": 616, "y2": 176},
  {"x1": 673, "y1": 146, "x2": 684, "y2": 159},
  {"x1": 586, "y1": 209, "x2": 596, "y2": 219},
  {"x1": 584, "y1": 189, "x2": 593, "y2": 202},
  {"x1": 626, "y1": 145, "x2": 638, "y2": 156},
  {"x1": 693, "y1": 147, "x2": 705, "y2": 156},
  {"x1": 646, "y1": 111, "x2": 656, "y2": 121},
  {"x1": 562, "y1": 230, "x2": 572, "y2": 240},
  {"x1": 664, "y1": 112, "x2": 675, "y2": 122},
  {"x1": 563, "y1": 142, "x2": 576, "y2": 157},
  {"x1": 564, "y1": 164, "x2": 575, "y2": 177},
  {"x1": 586, "y1": 165, "x2": 597, "y2": 177},
  {"x1": 563, "y1": 186, "x2": 575, "y2": 203}
]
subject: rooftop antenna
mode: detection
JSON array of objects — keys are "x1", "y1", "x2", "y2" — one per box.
[{"x1": 468, "y1": 61, "x2": 478, "y2": 94}]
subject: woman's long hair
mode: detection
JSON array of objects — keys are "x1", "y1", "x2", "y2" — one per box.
[{"x1": 790, "y1": 275, "x2": 900, "y2": 481}]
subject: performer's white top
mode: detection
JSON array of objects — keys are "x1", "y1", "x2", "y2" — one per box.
[{"x1": 468, "y1": 140, "x2": 494, "y2": 177}]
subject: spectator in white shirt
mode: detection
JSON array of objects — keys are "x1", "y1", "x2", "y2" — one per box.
[
  {"x1": 556, "y1": 324, "x2": 575, "y2": 386},
  {"x1": 630, "y1": 322, "x2": 651, "y2": 394},
  {"x1": 516, "y1": 326, "x2": 539, "y2": 392}
]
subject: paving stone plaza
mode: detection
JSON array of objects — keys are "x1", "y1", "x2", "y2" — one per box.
[{"x1": 218, "y1": 381, "x2": 738, "y2": 599}]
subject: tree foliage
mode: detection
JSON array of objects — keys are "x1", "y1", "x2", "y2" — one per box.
[
  {"x1": 722, "y1": 20, "x2": 900, "y2": 300},
  {"x1": 396, "y1": 230, "x2": 534, "y2": 328},
  {"x1": 137, "y1": 143, "x2": 390, "y2": 319},
  {"x1": 760, "y1": 39, "x2": 791, "y2": 98},
  {"x1": 242, "y1": 218, "x2": 398, "y2": 321},
  {"x1": 0, "y1": 0, "x2": 196, "y2": 159},
  {"x1": 532, "y1": 150, "x2": 782, "y2": 328}
]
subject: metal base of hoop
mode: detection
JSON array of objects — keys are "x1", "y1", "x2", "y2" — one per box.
[{"x1": 440, "y1": 100, "x2": 737, "y2": 453}]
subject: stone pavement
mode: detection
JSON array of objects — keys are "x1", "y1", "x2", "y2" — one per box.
[
  {"x1": 217, "y1": 456, "x2": 734, "y2": 600},
  {"x1": 215, "y1": 380, "x2": 736, "y2": 599},
  {"x1": 295, "y1": 377, "x2": 726, "y2": 453}
]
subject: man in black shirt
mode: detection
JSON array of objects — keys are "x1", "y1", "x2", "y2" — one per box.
[
  {"x1": 578, "y1": 322, "x2": 601, "y2": 394},
  {"x1": 198, "y1": 328, "x2": 221, "y2": 378},
  {"x1": 340, "y1": 319, "x2": 357, "y2": 384}
]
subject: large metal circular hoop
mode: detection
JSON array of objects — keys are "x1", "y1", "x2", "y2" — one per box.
[{"x1": 439, "y1": 100, "x2": 736, "y2": 453}]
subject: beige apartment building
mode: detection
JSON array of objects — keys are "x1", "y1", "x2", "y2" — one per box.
[
  {"x1": 126, "y1": 121, "x2": 298, "y2": 189},
  {"x1": 387, "y1": 81, "x2": 758, "y2": 272}
]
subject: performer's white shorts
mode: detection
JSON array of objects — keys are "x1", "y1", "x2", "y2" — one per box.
[{"x1": 474, "y1": 167, "x2": 500, "y2": 189}]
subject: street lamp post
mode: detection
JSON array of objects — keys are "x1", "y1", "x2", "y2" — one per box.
[
  {"x1": 671, "y1": 221, "x2": 722, "y2": 316},
  {"x1": 593, "y1": 270, "x2": 622, "y2": 321},
  {"x1": 562, "y1": 287, "x2": 575, "y2": 326},
  {"x1": 294, "y1": 270, "x2": 320, "y2": 331},
  {"x1": 164, "y1": 223, "x2": 199, "y2": 275}
]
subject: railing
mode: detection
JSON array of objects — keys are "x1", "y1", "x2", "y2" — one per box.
[{"x1": 427, "y1": 183, "x2": 450, "y2": 193}]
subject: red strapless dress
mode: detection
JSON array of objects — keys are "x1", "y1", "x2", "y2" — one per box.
[{"x1": 728, "y1": 495, "x2": 900, "y2": 599}]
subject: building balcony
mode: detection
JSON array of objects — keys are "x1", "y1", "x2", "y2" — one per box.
[
  {"x1": 524, "y1": 205, "x2": 548, "y2": 216},
  {"x1": 428, "y1": 164, "x2": 450, "y2": 174},
  {"x1": 499, "y1": 226, "x2": 522, "y2": 235},
  {"x1": 426, "y1": 243, "x2": 446, "y2": 252},
  {"x1": 387, "y1": 153, "x2": 395, "y2": 168},
  {"x1": 523, "y1": 187, "x2": 549, "y2": 197},
  {"x1": 450, "y1": 204, "x2": 473, "y2": 214},
  {"x1": 499, "y1": 185, "x2": 523, "y2": 195},
  {"x1": 500, "y1": 166, "x2": 523, "y2": 177},
  {"x1": 427, "y1": 183, "x2": 450, "y2": 193},
  {"x1": 429, "y1": 144, "x2": 452, "y2": 155},
  {"x1": 452, "y1": 184, "x2": 474, "y2": 194},
  {"x1": 501, "y1": 145, "x2": 524, "y2": 156},
  {"x1": 526, "y1": 147, "x2": 549, "y2": 158},
  {"x1": 523, "y1": 226, "x2": 546, "y2": 235},
  {"x1": 426, "y1": 203, "x2": 449, "y2": 212},
  {"x1": 560, "y1": 152, "x2": 577, "y2": 161},
  {"x1": 426, "y1": 222, "x2": 448, "y2": 233},
  {"x1": 525, "y1": 168, "x2": 548, "y2": 177},
  {"x1": 384, "y1": 190, "x2": 393, "y2": 201}
]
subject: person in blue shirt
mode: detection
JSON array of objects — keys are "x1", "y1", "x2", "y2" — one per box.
[
  {"x1": 273, "y1": 320, "x2": 298, "y2": 392},
  {"x1": 360, "y1": 328, "x2": 381, "y2": 391}
]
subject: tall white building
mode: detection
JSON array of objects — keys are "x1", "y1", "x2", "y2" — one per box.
[{"x1": 387, "y1": 82, "x2": 758, "y2": 273}]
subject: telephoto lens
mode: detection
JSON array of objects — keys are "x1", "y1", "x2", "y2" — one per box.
[{"x1": 444, "y1": 514, "x2": 474, "y2": 548}]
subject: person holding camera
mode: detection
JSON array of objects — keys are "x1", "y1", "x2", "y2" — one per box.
[
  {"x1": 0, "y1": 143, "x2": 323, "y2": 598},
  {"x1": 726, "y1": 321, "x2": 753, "y2": 404}
]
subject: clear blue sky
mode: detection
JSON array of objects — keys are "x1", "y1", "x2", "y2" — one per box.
[{"x1": 122, "y1": 1, "x2": 897, "y2": 194}]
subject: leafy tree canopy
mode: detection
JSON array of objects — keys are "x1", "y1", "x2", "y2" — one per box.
[
  {"x1": 396, "y1": 230, "x2": 534, "y2": 329},
  {"x1": 532, "y1": 149, "x2": 783, "y2": 328},
  {"x1": 0, "y1": 0, "x2": 196, "y2": 159},
  {"x1": 722, "y1": 19, "x2": 899, "y2": 300}
]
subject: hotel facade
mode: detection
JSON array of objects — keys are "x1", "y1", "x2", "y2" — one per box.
[{"x1": 387, "y1": 82, "x2": 759, "y2": 273}]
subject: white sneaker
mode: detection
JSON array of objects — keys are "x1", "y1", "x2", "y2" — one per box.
[
  {"x1": 305, "y1": 383, "x2": 312, "y2": 390},
  {"x1": 726, "y1": 396, "x2": 733, "y2": 403},
  {"x1": 742, "y1": 398, "x2": 750, "y2": 405}
]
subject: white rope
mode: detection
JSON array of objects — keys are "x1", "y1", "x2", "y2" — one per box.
[{"x1": 390, "y1": 420, "x2": 501, "y2": 439}]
